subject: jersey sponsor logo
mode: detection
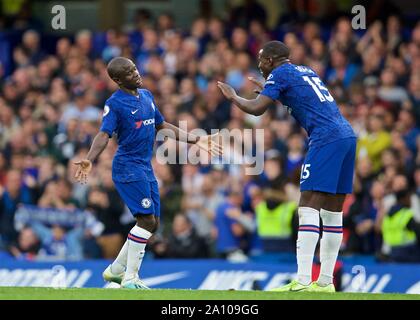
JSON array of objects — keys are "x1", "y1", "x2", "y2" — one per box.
[
  {"x1": 135, "y1": 118, "x2": 155, "y2": 129},
  {"x1": 141, "y1": 198, "x2": 152, "y2": 208},
  {"x1": 103, "y1": 105, "x2": 110, "y2": 117},
  {"x1": 131, "y1": 109, "x2": 139, "y2": 114}
]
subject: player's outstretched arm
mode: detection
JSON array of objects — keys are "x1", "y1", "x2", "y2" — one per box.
[
  {"x1": 156, "y1": 121, "x2": 223, "y2": 157},
  {"x1": 217, "y1": 81, "x2": 273, "y2": 116},
  {"x1": 74, "y1": 131, "x2": 110, "y2": 184}
]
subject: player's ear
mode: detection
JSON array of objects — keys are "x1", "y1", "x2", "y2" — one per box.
[{"x1": 112, "y1": 76, "x2": 122, "y2": 86}]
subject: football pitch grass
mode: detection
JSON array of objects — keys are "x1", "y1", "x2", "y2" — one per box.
[{"x1": 1, "y1": 287, "x2": 420, "y2": 300}]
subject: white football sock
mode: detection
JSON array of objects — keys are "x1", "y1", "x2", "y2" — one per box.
[
  {"x1": 111, "y1": 240, "x2": 128, "y2": 274},
  {"x1": 296, "y1": 207, "x2": 320, "y2": 285},
  {"x1": 318, "y1": 209, "x2": 343, "y2": 286},
  {"x1": 124, "y1": 225, "x2": 152, "y2": 281}
]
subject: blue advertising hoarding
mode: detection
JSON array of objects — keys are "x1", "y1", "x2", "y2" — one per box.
[{"x1": 1, "y1": 258, "x2": 420, "y2": 294}]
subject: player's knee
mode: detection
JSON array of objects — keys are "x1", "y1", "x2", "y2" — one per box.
[
  {"x1": 136, "y1": 214, "x2": 157, "y2": 233},
  {"x1": 321, "y1": 194, "x2": 346, "y2": 211},
  {"x1": 299, "y1": 191, "x2": 322, "y2": 211}
]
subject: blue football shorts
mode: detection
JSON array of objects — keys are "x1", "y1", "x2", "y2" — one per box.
[
  {"x1": 299, "y1": 137, "x2": 356, "y2": 194},
  {"x1": 114, "y1": 180, "x2": 161, "y2": 217}
]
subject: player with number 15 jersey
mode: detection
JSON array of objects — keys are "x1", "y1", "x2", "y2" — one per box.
[
  {"x1": 217, "y1": 41, "x2": 356, "y2": 293},
  {"x1": 260, "y1": 62, "x2": 356, "y2": 194}
]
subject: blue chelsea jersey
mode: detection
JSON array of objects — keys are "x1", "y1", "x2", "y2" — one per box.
[
  {"x1": 260, "y1": 63, "x2": 356, "y2": 147},
  {"x1": 100, "y1": 88, "x2": 164, "y2": 183}
]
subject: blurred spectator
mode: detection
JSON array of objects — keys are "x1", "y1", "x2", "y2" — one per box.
[
  {"x1": 329, "y1": 17, "x2": 359, "y2": 62},
  {"x1": 136, "y1": 27, "x2": 163, "y2": 72},
  {"x1": 153, "y1": 161, "x2": 183, "y2": 233},
  {"x1": 213, "y1": 188, "x2": 256, "y2": 261},
  {"x1": 27, "y1": 218, "x2": 82, "y2": 261},
  {"x1": 397, "y1": 109, "x2": 420, "y2": 156},
  {"x1": 258, "y1": 152, "x2": 286, "y2": 189},
  {"x1": 9, "y1": 226, "x2": 40, "y2": 260},
  {"x1": 38, "y1": 178, "x2": 79, "y2": 209},
  {"x1": 378, "y1": 67, "x2": 409, "y2": 104},
  {"x1": 381, "y1": 175, "x2": 420, "y2": 262},
  {"x1": 344, "y1": 180, "x2": 385, "y2": 255},
  {"x1": 0, "y1": 169, "x2": 34, "y2": 248},
  {"x1": 75, "y1": 29, "x2": 96, "y2": 60},
  {"x1": 59, "y1": 88, "x2": 101, "y2": 131},
  {"x1": 153, "y1": 213, "x2": 209, "y2": 258},
  {"x1": 182, "y1": 173, "x2": 224, "y2": 239},
  {"x1": 255, "y1": 188, "x2": 297, "y2": 252},
  {"x1": 285, "y1": 133, "x2": 305, "y2": 178},
  {"x1": 326, "y1": 49, "x2": 359, "y2": 88},
  {"x1": 357, "y1": 113, "x2": 391, "y2": 172},
  {"x1": 14, "y1": 203, "x2": 104, "y2": 261},
  {"x1": 20, "y1": 29, "x2": 46, "y2": 65},
  {"x1": 102, "y1": 29, "x2": 122, "y2": 63},
  {"x1": 86, "y1": 187, "x2": 124, "y2": 259}
]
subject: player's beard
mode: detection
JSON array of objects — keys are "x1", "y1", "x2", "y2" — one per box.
[
  {"x1": 126, "y1": 80, "x2": 141, "y2": 90},
  {"x1": 259, "y1": 68, "x2": 268, "y2": 79}
]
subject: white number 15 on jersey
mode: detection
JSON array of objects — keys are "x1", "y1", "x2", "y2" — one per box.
[{"x1": 302, "y1": 76, "x2": 334, "y2": 103}]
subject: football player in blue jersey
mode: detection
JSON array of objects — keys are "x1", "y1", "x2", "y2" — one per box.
[
  {"x1": 218, "y1": 41, "x2": 356, "y2": 293},
  {"x1": 74, "y1": 57, "x2": 222, "y2": 289}
]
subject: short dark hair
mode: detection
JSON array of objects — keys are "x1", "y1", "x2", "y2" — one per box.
[
  {"x1": 261, "y1": 41, "x2": 290, "y2": 60},
  {"x1": 107, "y1": 57, "x2": 132, "y2": 80}
]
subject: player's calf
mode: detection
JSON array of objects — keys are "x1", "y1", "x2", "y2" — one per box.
[
  {"x1": 318, "y1": 208, "x2": 343, "y2": 287},
  {"x1": 296, "y1": 206, "x2": 320, "y2": 286}
]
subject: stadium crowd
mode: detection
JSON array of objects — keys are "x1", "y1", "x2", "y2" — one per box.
[{"x1": 1, "y1": 2, "x2": 420, "y2": 263}]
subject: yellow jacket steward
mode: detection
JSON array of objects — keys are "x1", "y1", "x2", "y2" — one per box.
[
  {"x1": 255, "y1": 201, "x2": 297, "y2": 238},
  {"x1": 382, "y1": 207, "x2": 416, "y2": 247}
]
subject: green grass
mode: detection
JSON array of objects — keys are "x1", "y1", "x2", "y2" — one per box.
[{"x1": 0, "y1": 287, "x2": 419, "y2": 300}]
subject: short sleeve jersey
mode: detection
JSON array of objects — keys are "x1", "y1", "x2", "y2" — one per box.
[{"x1": 100, "y1": 88, "x2": 164, "y2": 182}]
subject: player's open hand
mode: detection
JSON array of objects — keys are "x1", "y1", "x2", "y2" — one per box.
[
  {"x1": 196, "y1": 132, "x2": 223, "y2": 157},
  {"x1": 74, "y1": 159, "x2": 93, "y2": 184},
  {"x1": 248, "y1": 76, "x2": 264, "y2": 94},
  {"x1": 217, "y1": 81, "x2": 236, "y2": 100}
]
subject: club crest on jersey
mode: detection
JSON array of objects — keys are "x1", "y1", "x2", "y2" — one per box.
[
  {"x1": 135, "y1": 118, "x2": 155, "y2": 129},
  {"x1": 141, "y1": 198, "x2": 152, "y2": 208}
]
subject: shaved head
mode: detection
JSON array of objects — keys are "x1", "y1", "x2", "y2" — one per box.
[
  {"x1": 107, "y1": 57, "x2": 134, "y2": 81},
  {"x1": 106, "y1": 57, "x2": 142, "y2": 90},
  {"x1": 260, "y1": 41, "x2": 290, "y2": 60},
  {"x1": 258, "y1": 41, "x2": 290, "y2": 78}
]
